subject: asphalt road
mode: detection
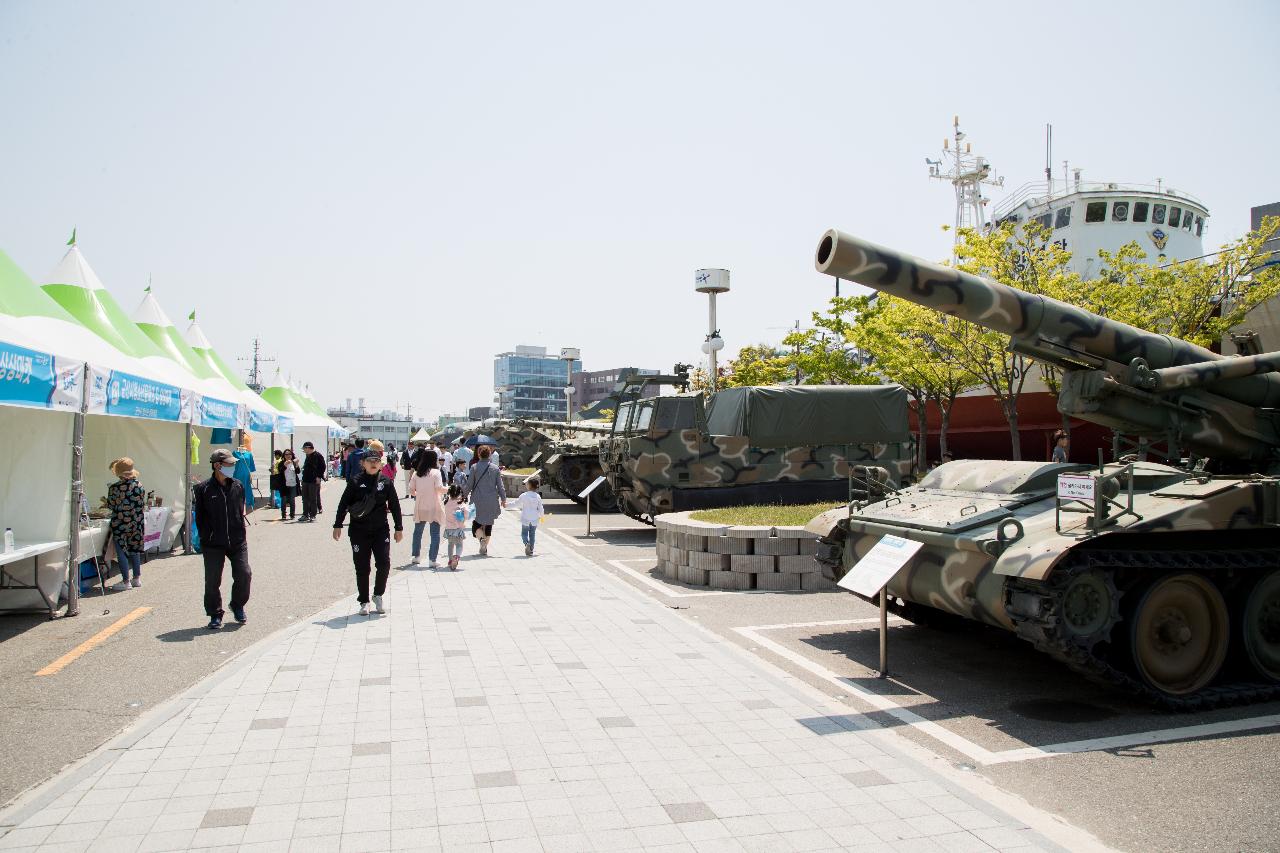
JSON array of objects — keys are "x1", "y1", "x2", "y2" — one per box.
[
  {"x1": 0, "y1": 480, "x2": 392, "y2": 808},
  {"x1": 3, "y1": 487, "x2": 1277, "y2": 852},
  {"x1": 536, "y1": 496, "x2": 1280, "y2": 853}
]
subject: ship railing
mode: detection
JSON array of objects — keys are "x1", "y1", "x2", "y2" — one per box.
[{"x1": 991, "y1": 181, "x2": 1208, "y2": 222}]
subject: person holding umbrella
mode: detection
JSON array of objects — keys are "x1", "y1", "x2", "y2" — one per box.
[{"x1": 463, "y1": 444, "x2": 505, "y2": 556}]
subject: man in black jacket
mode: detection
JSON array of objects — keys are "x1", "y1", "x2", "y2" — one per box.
[
  {"x1": 300, "y1": 441, "x2": 327, "y2": 522},
  {"x1": 332, "y1": 441, "x2": 404, "y2": 616},
  {"x1": 194, "y1": 449, "x2": 252, "y2": 630}
]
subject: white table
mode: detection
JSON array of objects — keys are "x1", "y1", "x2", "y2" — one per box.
[{"x1": 0, "y1": 541, "x2": 67, "y2": 616}]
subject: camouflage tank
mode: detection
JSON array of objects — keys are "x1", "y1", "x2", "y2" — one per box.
[
  {"x1": 485, "y1": 421, "x2": 557, "y2": 470},
  {"x1": 602, "y1": 384, "x2": 916, "y2": 524},
  {"x1": 807, "y1": 228, "x2": 1280, "y2": 709},
  {"x1": 514, "y1": 419, "x2": 618, "y2": 511}
]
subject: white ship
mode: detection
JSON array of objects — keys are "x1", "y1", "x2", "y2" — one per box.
[{"x1": 929, "y1": 118, "x2": 1209, "y2": 278}]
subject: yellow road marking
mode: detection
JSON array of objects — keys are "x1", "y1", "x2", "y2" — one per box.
[{"x1": 36, "y1": 607, "x2": 152, "y2": 676}]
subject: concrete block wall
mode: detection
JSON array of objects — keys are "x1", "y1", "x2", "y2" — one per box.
[{"x1": 654, "y1": 511, "x2": 840, "y2": 592}]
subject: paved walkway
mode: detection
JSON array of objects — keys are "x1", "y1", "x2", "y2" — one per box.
[{"x1": 0, "y1": 519, "x2": 1071, "y2": 853}]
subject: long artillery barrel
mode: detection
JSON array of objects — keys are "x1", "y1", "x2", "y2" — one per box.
[
  {"x1": 814, "y1": 229, "x2": 1280, "y2": 410},
  {"x1": 516, "y1": 419, "x2": 613, "y2": 436}
]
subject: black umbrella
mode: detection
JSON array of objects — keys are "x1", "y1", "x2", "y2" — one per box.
[{"x1": 464, "y1": 433, "x2": 498, "y2": 449}]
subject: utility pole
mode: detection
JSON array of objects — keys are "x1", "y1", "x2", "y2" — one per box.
[{"x1": 238, "y1": 337, "x2": 276, "y2": 393}]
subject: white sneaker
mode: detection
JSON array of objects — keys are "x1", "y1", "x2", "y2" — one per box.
[
  {"x1": 359, "y1": 602, "x2": 370, "y2": 616},
  {"x1": 111, "y1": 581, "x2": 131, "y2": 592},
  {"x1": 373, "y1": 595, "x2": 386, "y2": 614},
  {"x1": 130, "y1": 577, "x2": 141, "y2": 588},
  {"x1": 428, "y1": 560, "x2": 439, "y2": 569},
  {"x1": 411, "y1": 555, "x2": 420, "y2": 565}
]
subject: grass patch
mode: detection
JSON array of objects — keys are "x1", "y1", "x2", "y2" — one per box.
[
  {"x1": 689, "y1": 503, "x2": 844, "y2": 527},
  {"x1": 506, "y1": 467, "x2": 537, "y2": 475}
]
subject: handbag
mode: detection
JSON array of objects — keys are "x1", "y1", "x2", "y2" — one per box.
[{"x1": 348, "y1": 479, "x2": 383, "y2": 520}]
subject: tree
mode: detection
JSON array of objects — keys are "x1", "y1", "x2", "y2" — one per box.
[
  {"x1": 720, "y1": 343, "x2": 793, "y2": 388},
  {"x1": 783, "y1": 296, "x2": 880, "y2": 386},
  {"x1": 1094, "y1": 216, "x2": 1280, "y2": 347},
  {"x1": 848, "y1": 296, "x2": 980, "y2": 468}
]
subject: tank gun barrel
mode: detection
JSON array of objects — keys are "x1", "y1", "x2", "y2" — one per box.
[
  {"x1": 1135, "y1": 351, "x2": 1280, "y2": 393},
  {"x1": 516, "y1": 418, "x2": 613, "y2": 435},
  {"x1": 814, "y1": 229, "x2": 1280, "y2": 410}
]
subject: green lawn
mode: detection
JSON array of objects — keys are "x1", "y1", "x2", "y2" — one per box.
[
  {"x1": 688, "y1": 503, "x2": 844, "y2": 527},
  {"x1": 506, "y1": 467, "x2": 537, "y2": 475}
]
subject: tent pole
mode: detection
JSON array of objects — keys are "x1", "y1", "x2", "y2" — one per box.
[
  {"x1": 183, "y1": 422, "x2": 194, "y2": 555},
  {"x1": 64, "y1": 364, "x2": 90, "y2": 619}
]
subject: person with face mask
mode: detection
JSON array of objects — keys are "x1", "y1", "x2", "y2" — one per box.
[{"x1": 194, "y1": 448, "x2": 252, "y2": 630}]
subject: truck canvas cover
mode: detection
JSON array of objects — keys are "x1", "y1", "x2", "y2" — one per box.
[{"x1": 703, "y1": 384, "x2": 909, "y2": 447}]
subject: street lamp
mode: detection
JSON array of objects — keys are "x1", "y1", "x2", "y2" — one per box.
[
  {"x1": 695, "y1": 269, "x2": 730, "y2": 392},
  {"x1": 560, "y1": 347, "x2": 580, "y2": 422}
]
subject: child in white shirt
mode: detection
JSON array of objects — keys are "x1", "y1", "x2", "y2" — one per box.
[{"x1": 517, "y1": 478, "x2": 544, "y2": 557}]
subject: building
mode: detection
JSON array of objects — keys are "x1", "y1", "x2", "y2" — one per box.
[
  {"x1": 327, "y1": 407, "x2": 421, "y2": 449},
  {"x1": 1227, "y1": 202, "x2": 1280, "y2": 351},
  {"x1": 494, "y1": 345, "x2": 581, "y2": 421},
  {"x1": 468, "y1": 406, "x2": 497, "y2": 421},
  {"x1": 571, "y1": 367, "x2": 661, "y2": 410}
]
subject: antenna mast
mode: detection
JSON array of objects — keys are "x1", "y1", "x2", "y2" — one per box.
[
  {"x1": 927, "y1": 116, "x2": 1004, "y2": 249},
  {"x1": 238, "y1": 337, "x2": 277, "y2": 393}
]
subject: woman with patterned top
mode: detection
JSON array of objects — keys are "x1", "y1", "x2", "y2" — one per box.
[{"x1": 107, "y1": 457, "x2": 146, "y2": 590}]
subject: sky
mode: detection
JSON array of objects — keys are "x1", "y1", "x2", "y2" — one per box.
[{"x1": 2, "y1": 0, "x2": 1278, "y2": 420}]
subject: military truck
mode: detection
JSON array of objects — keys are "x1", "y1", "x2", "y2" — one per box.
[
  {"x1": 519, "y1": 367, "x2": 700, "y2": 512},
  {"x1": 602, "y1": 384, "x2": 916, "y2": 523},
  {"x1": 807, "y1": 228, "x2": 1280, "y2": 708}
]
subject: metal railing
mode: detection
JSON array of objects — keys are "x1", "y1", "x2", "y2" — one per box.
[{"x1": 992, "y1": 181, "x2": 1208, "y2": 222}]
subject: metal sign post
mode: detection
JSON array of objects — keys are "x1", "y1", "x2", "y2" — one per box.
[
  {"x1": 879, "y1": 588, "x2": 889, "y2": 677},
  {"x1": 837, "y1": 534, "x2": 923, "y2": 680},
  {"x1": 577, "y1": 475, "x2": 608, "y2": 537}
]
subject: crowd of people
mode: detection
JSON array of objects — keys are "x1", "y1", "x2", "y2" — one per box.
[{"x1": 187, "y1": 433, "x2": 539, "y2": 628}]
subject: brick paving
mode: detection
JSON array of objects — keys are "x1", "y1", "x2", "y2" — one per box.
[{"x1": 0, "y1": 517, "x2": 1063, "y2": 852}]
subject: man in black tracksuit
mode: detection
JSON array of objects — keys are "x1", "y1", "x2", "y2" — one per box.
[
  {"x1": 194, "y1": 448, "x2": 252, "y2": 630},
  {"x1": 332, "y1": 443, "x2": 403, "y2": 615},
  {"x1": 300, "y1": 441, "x2": 327, "y2": 522}
]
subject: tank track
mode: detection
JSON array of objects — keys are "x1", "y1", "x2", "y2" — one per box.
[{"x1": 1005, "y1": 548, "x2": 1280, "y2": 711}]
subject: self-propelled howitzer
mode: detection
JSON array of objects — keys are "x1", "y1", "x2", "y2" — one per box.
[{"x1": 808, "y1": 229, "x2": 1280, "y2": 709}]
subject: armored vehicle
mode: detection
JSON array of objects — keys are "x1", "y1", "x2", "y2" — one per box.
[
  {"x1": 807, "y1": 228, "x2": 1280, "y2": 708},
  {"x1": 512, "y1": 419, "x2": 618, "y2": 511},
  {"x1": 602, "y1": 384, "x2": 916, "y2": 523},
  {"x1": 485, "y1": 421, "x2": 557, "y2": 470}
]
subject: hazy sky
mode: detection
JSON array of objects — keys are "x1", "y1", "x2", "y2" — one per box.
[{"x1": 2, "y1": 1, "x2": 1277, "y2": 418}]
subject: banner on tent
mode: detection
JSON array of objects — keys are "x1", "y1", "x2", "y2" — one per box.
[
  {"x1": 89, "y1": 367, "x2": 186, "y2": 421},
  {"x1": 194, "y1": 395, "x2": 242, "y2": 429},
  {"x1": 0, "y1": 339, "x2": 83, "y2": 411},
  {"x1": 248, "y1": 409, "x2": 277, "y2": 433},
  {"x1": 328, "y1": 426, "x2": 347, "y2": 439},
  {"x1": 276, "y1": 415, "x2": 294, "y2": 435}
]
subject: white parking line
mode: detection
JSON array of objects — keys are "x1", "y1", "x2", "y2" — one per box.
[{"x1": 738, "y1": 619, "x2": 1280, "y2": 765}]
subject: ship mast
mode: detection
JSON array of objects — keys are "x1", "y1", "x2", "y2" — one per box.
[
  {"x1": 238, "y1": 337, "x2": 276, "y2": 393},
  {"x1": 927, "y1": 116, "x2": 1004, "y2": 250}
]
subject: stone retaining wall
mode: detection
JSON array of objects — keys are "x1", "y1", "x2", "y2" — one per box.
[
  {"x1": 501, "y1": 471, "x2": 548, "y2": 498},
  {"x1": 654, "y1": 511, "x2": 839, "y2": 591}
]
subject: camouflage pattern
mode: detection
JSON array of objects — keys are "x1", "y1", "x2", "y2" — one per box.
[
  {"x1": 806, "y1": 459, "x2": 1279, "y2": 629},
  {"x1": 484, "y1": 421, "x2": 557, "y2": 470},
  {"x1": 603, "y1": 392, "x2": 914, "y2": 523},
  {"x1": 513, "y1": 419, "x2": 618, "y2": 511},
  {"x1": 808, "y1": 229, "x2": 1280, "y2": 701},
  {"x1": 815, "y1": 228, "x2": 1280, "y2": 465}
]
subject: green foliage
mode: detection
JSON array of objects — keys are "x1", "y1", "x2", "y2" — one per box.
[
  {"x1": 720, "y1": 343, "x2": 793, "y2": 388},
  {"x1": 1094, "y1": 215, "x2": 1280, "y2": 348},
  {"x1": 597, "y1": 408, "x2": 616, "y2": 424}
]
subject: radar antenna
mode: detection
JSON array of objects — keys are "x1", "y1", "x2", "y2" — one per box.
[
  {"x1": 928, "y1": 116, "x2": 1004, "y2": 248},
  {"x1": 238, "y1": 337, "x2": 276, "y2": 393}
]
